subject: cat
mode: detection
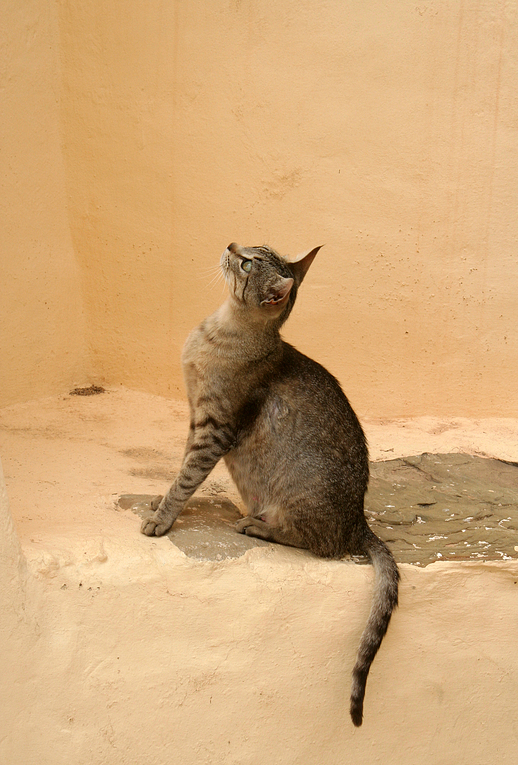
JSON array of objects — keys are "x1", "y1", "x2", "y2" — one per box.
[{"x1": 141, "y1": 242, "x2": 399, "y2": 726}]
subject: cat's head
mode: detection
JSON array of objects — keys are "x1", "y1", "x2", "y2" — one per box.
[{"x1": 221, "y1": 243, "x2": 321, "y2": 324}]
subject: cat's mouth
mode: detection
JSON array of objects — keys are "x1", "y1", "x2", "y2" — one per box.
[
  {"x1": 220, "y1": 248, "x2": 238, "y2": 296},
  {"x1": 220, "y1": 249, "x2": 231, "y2": 276}
]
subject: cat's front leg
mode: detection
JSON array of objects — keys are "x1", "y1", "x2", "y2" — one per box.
[
  {"x1": 140, "y1": 494, "x2": 171, "y2": 536},
  {"x1": 141, "y1": 418, "x2": 235, "y2": 537}
]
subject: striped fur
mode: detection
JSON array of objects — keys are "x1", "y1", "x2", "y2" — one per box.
[{"x1": 141, "y1": 242, "x2": 399, "y2": 726}]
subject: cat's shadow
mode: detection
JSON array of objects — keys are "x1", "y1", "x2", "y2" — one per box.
[{"x1": 118, "y1": 494, "x2": 271, "y2": 560}]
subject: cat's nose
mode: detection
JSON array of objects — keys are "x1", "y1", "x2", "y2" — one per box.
[{"x1": 227, "y1": 242, "x2": 240, "y2": 253}]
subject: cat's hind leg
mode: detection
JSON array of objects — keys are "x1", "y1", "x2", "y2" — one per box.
[{"x1": 235, "y1": 516, "x2": 307, "y2": 550}]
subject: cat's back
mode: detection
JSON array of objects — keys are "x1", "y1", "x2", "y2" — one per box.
[
  {"x1": 235, "y1": 341, "x2": 368, "y2": 474},
  {"x1": 225, "y1": 340, "x2": 369, "y2": 542},
  {"x1": 274, "y1": 342, "x2": 366, "y2": 435}
]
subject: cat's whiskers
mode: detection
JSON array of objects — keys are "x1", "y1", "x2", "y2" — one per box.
[
  {"x1": 201, "y1": 262, "x2": 221, "y2": 274},
  {"x1": 204, "y1": 262, "x2": 232, "y2": 298},
  {"x1": 202, "y1": 264, "x2": 221, "y2": 278},
  {"x1": 205, "y1": 266, "x2": 225, "y2": 292}
]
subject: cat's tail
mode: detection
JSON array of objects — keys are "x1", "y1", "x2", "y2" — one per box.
[{"x1": 350, "y1": 527, "x2": 399, "y2": 727}]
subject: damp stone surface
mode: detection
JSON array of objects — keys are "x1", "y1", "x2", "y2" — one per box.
[
  {"x1": 121, "y1": 453, "x2": 518, "y2": 566},
  {"x1": 366, "y1": 453, "x2": 518, "y2": 565},
  {"x1": 118, "y1": 494, "x2": 270, "y2": 560}
]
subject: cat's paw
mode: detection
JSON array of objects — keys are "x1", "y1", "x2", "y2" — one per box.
[
  {"x1": 141, "y1": 517, "x2": 172, "y2": 536},
  {"x1": 150, "y1": 495, "x2": 163, "y2": 511},
  {"x1": 235, "y1": 516, "x2": 269, "y2": 537},
  {"x1": 140, "y1": 496, "x2": 172, "y2": 536},
  {"x1": 235, "y1": 516, "x2": 255, "y2": 534}
]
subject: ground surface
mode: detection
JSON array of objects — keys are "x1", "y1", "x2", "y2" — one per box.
[{"x1": 0, "y1": 387, "x2": 517, "y2": 566}]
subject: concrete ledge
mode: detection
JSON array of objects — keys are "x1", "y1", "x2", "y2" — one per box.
[{"x1": 1, "y1": 391, "x2": 517, "y2": 764}]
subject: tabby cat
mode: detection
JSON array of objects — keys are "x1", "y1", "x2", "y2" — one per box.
[{"x1": 141, "y1": 242, "x2": 399, "y2": 726}]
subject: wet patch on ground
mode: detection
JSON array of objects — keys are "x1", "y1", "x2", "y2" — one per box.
[
  {"x1": 366, "y1": 453, "x2": 518, "y2": 565},
  {"x1": 120, "y1": 454, "x2": 518, "y2": 565},
  {"x1": 118, "y1": 494, "x2": 270, "y2": 560}
]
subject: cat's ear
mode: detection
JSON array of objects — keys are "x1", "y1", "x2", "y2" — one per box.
[
  {"x1": 261, "y1": 277, "x2": 294, "y2": 308},
  {"x1": 289, "y1": 246, "x2": 323, "y2": 283}
]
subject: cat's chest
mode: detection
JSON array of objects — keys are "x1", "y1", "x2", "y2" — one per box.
[{"x1": 181, "y1": 326, "x2": 235, "y2": 397}]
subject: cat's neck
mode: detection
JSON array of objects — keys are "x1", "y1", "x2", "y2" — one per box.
[{"x1": 202, "y1": 297, "x2": 282, "y2": 361}]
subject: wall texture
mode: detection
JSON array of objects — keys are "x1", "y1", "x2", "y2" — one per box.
[
  {"x1": 2, "y1": 7, "x2": 517, "y2": 763},
  {"x1": 58, "y1": 0, "x2": 179, "y2": 397},
  {"x1": 2, "y1": 0, "x2": 518, "y2": 414},
  {"x1": 0, "y1": 0, "x2": 86, "y2": 405},
  {"x1": 57, "y1": 0, "x2": 518, "y2": 417}
]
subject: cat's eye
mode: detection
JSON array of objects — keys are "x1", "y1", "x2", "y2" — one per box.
[{"x1": 241, "y1": 259, "x2": 252, "y2": 273}]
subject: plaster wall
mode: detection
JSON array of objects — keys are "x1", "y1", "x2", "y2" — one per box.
[
  {"x1": 57, "y1": 0, "x2": 518, "y2": 417},
  {"x1": 0, "y1": 0, "x2": 86, "y2": 406},
  {"x1": 2, "y1": 5, "x2": 518, "y2": 763},
  {"x1": 2, "y1": 1, "x2": 518, "y2": 415}
]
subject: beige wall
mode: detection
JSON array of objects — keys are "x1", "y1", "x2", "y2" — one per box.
[
  {"x1": 2, "y1": 0, "x2": 518, "y2": 414},
  {"x1": 58, "y1": 0, "x2": 179, "y2": 396},
  {"x1": 0, "y1": 0, "x2": 86, "y2": 406},
  {"x1": 2, "y1": 7, "x2": 517, "y2": 762}
]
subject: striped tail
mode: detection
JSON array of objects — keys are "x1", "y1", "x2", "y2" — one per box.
[{"x1": 350, "y1": 529, "x2": 399, "y2": 727}]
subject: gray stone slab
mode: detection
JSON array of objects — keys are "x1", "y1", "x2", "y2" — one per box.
[
  {"x1": 119, "y1": 453, "x2": 518, "y2": 565},
  {"x1": 118, "y1": 494, "x2": 270, "y2": 561},
  {"x1": 366, "y1": 453, "x2": 518, "y2": 565}
]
